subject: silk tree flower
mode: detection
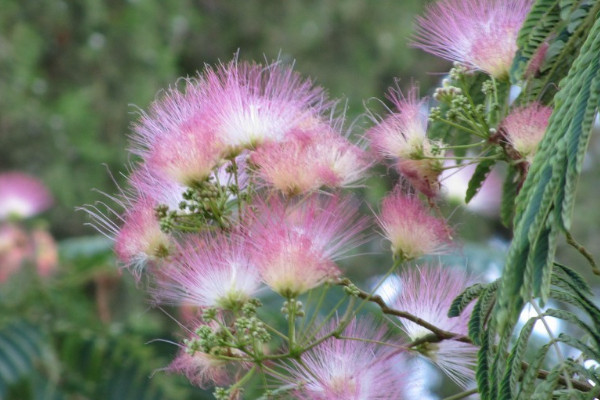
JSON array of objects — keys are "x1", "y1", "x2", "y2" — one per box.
[
  {"x1": 501, "y1": 102, "x2": 553, "y2": 162},
  {"x1": 204, "y1": 59, "x2": 329, "y2": 152},
  {"x1": 0, "y1": 172, "x2": 53, "y2": 220},
  {"x1": 113, "y1": 198, "x2": 172, "y2": 278},
  {"x1": 146, "y1": 120, "x2": 224, "y2": 187},
  {"x1": 392, "y1": 265, "x2": 477, "y2": 387},
  {"x1": 367, "y1": 85, "x2": 443, "y2": 197},
  {"x1": 129, "y1": 165, "x2": 188, "y2": 211},
  {"x1": 412, "y1": 0, "x2": 534, "y2": 78},
  {"x1": 0, "y1": 223, "x2": 31, "y2": 283},
  {"x1": 377, "y1": 189, "x2": 451, "y2": 260},
  {"x1": 249, "y1": 195, "x2": 368, "y2": 297},
  {"x1": 284, "y1": 318, "x2": 407, "y2": 399},
  {"x1": 251, "y1": 129, "x2": 368, "y2": 195},
  {"x1": 152, "y1": 233, "x2": 261, "y2": 310}
]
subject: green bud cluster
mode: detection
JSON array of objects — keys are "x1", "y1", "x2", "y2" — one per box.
[
  {"x1": 281, "y1": 299, "x2": 305, "y2": 319},
  {"x1": 234, "y1": 316, "x2": 271, "y2": 345},
  {"x1": 343, "y1": 283, "x2": 361, "y2": 297}
]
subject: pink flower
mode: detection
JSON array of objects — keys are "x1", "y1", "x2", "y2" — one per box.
[
  {"x1": 203, "y1": 59, "x2": 328, "y2": 152},
  {"x1": 392, "y1": 265, "x2": 477, "y2": 387},
  {"x1": 129, "y1": 165, "x2": 188, "y2": 211},
  {"x1": 153, "y1": 233, "x2": 261, "y2": 310},
  {"x1": 368, "y1": 85, "x2": 430, "y2": 160},
  {"x1": 367, "y1": 85, "x2": 443, "y2": 197},
  {"x1": 377, "y1": 189, "x2": 451, "y2": 260},
  {"x1": 251, "y1": 129, "x2": 368, "y2": 195},
  {"x1": 0, "y1": 172, "x2": 52, "y2": 220},
  {"x1": 284, "y1": 318, "x2": 407, "y2": 399},
  {"x1": 31, "y1": 228, "x2": 58, "y2": 278},
  {"x1": 501, "y1": 102, "x2": 552, "y2": 162},
  {"x1": 412, "y1": 0, "x2": 534, "y2": 78},
  {"x1": 249, "y1": 195, "x2": 368, "y2": 297},
  {"x1": 0, "y1": 223, "x2": 31, "y2": 283},
  {"x1": 114, "y1": 199, "x2": 171, "y2": 278}
]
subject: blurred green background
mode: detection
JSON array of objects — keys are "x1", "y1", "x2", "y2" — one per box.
[{"x1": 1, "y1": 1, "x2": 599, "y2": 399}]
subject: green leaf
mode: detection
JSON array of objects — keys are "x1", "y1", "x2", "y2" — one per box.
[
  {"x1": 448, "y1": 282, "x2": 488, "y2": 318},
  {"x1": 465, "y1": 157, "x2": 497, "y2": 203}
]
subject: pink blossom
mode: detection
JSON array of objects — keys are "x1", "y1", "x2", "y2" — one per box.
[
  {"x1": 0, "y1": 172, "x2": 52, "y2": 220},
  {"x1": 377, "y1": 189, "x2": 451, "y2": 260},
  {"x1": 501, "y1": 102, "x2": 553, "y2": 162},
  {"x1": 249, "y1": 195, "x2": 368, "y2": 297},
  {"x1": 203, "y1": 59, "x2": 329, "y2": 152},
  {"x1": 251, "y1": 129, "x2": 368, "y2": 195},
  {"x1": 412, "y1": 0, "x2": 534, "y2": 78},
  {"x1": 0, "y1": 223, "x2": 31, "y2": 282},
  {"x1": 367, "y1": 85, "x2": 443, "y2": 197},
  {"x1": 285, "y1": 318, "x2": 407, "y2": 399},
  {"x1": 392, "y1": 265, "x2": 477, "y2": 387},
  {"x1": 368, "y1": 85, "x2": 430, "y2": 160},
  {"x1": 114, "y1": 199, "x2": 171, "y2": 278},
  {"x1": 153, "y1": 233, "x2": 261, "y2": 310}
]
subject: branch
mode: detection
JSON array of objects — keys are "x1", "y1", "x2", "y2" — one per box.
[{"x1": 337, "y1": 278, "x2": 472, "y2": 343}]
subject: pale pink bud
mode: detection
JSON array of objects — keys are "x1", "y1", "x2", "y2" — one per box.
[
  {"x1": 31, "y1": 228, "x2": 58, "y2": 278},
  {"x1": 0, "y1": 223, "x2": 31, "y2": 282}
]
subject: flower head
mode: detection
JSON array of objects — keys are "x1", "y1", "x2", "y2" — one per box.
[
  {"x1": 249, "y1": 195, "x2": 368, "y2": 297},
  {"x1": 114, "y1": 199, "x2": 171, "y2": 278},
  {"x1": 251, "y1": 129, "x2": 368, "y2": 195},
  {"x1": 377, "y1": 189, "x2": 451, "y2": 260},
  {"x1": 204, "y1": 59, "x2": 328, "y2": 152},
  {"x1": 284, "y1": 318, "x2": 407, "y2": 399},
  {"x1": 393, "y1": 265, "x2": 476, "y2": 387},
  {"x1": 153, "y1": 233, "x2": 261, "y2": 310},
  {"x1": 412, "y1": 0, "x2": 534, "y2": 78},
  {"x1": 367, "y1": 85, "x2": 443, "y2": 197},
  {"x1": 501, "y1": 102, "x2": 552, "y2": 162},
  {"x1": 0, "y1": 172, "x2": 52, "y2": 220}
]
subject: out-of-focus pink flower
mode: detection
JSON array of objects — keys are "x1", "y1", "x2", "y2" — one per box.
[
  {"x1": 0, "y1": 223, "x2": 31, "y2": 282},
  {"x1": 393, "y1": 265, "x2": 477, "y2": 387},
  {"x1": 368, "y1": 85, "x2": 443, "y2": 197},
  {"x1": 249, "y1": 195, "x2": 368, "y2": 297},
  {"x1": 412, "y1": 0, "x2": 534, "y2": 78},
  {"x1": 251, "y1": 129, "x2": 368, "y2": 195},
  {"x1": 153, "y1": 233, "x2": 261, "y2": 310},
  {"x1": 0, "y1": 172, "x2": 53, "y2": 220},
  {"x1": 377, "y1": 189, "x2": 452, "y2": 260},
  {"x1": 31, "y1": 228, "x2": 58, "y2": 277},
  {"x1": 501, "y1": 103, "x2": 553, "y2": 162},
  {"x1": 441, "y1": 160, "x2": 503, "y2": 217},
  {"x1": 285, "y1": 318, "x2": 407, "y2": 399},
  {"x1": 114, "y1": 199, "x2": 171, "y2": 278}
]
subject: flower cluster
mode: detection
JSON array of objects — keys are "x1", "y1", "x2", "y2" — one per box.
[{"x1": 90, "y1": 0, "x2": 558, "y2": 396}]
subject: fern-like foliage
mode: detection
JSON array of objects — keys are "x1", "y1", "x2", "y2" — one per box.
[{"x1": 451, "y1": 265, "x2": 600, "y2": 399}]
